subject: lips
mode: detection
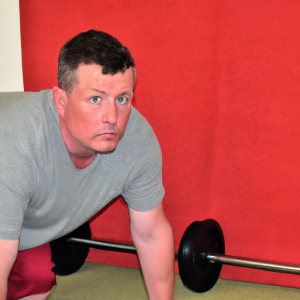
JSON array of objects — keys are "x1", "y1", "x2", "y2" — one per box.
[{"x1": 98, "y1": 132, "x2": 119, "y2": 138}]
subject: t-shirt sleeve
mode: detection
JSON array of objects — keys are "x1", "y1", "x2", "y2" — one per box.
[
  {"x1": 121, "y1": 128, "x2": 165, "y2": 212},
  {"x1": 0, "y1": 133, "x2": 35, "y2": 240}
]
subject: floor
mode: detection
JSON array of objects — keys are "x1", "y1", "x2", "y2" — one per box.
[{"x1": 47, "y1": 261, "x2": 300, "y2": 300}]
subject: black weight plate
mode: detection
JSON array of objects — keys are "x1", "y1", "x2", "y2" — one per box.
[
  {"x1": 50, "y1": 222, "x2": 91, "y2": 276},
  {"x1": 178, "y1": 219, "x2": 225, "y2": 293}
]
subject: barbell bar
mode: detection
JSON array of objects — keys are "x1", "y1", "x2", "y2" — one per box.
[
  {"x1": 206, "y1": 254, "x2": 300, "y2": 275},
  {"x1": 50, "y1": 219, "x2": 300, "y2": 293},
  {"x1": 68, "y1": 237, "x2": 137, "y2": 254}
]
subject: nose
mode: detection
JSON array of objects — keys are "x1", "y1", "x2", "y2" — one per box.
[{"x1": 101, "y1": 100, "x2": 117, "y2": 125}]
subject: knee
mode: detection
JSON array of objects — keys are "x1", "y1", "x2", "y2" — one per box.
[
  {"x1": 7, "y1": 243, "x2": 55, "y2": 300},
  {"x1": 18, "y1": 290, "x2": 51, "y2": 300}
]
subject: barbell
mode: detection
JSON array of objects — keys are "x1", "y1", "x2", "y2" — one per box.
[{"x1": 50, "y1": 219, "x2": 300, "y2": 293}]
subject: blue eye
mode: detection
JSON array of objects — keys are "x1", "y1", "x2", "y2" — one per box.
[
  {"x1": 90, "y1": 96, "x2": 100, "y2": 103},
  {"x1": 116, "y1": 96, "x2": 127, "y2": 104}
]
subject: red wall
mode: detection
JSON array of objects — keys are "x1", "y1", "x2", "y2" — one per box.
[{"x1": 20, "y1": 0, "x2": 300, "y2": 288}]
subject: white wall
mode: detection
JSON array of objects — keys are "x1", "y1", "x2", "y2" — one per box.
[{"x1": 0, "y1": 0, "x2": 24, "y2": 92}]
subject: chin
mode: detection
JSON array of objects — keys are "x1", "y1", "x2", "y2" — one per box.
[
  {"x1": 94, "y1": 143, "x2": 118, "y2": 154},
  {"x1": 97, "y1": 148, "x2": 117, "y2": 154}
]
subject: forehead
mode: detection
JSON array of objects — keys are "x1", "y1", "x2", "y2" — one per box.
[{"x1": 76, "y1": 63, "x2": 134, "y2": 90}]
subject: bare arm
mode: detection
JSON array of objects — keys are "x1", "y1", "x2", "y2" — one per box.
[
  {"x1": 129, "y1": 203, "x2": 175, "y2": 300},
  {"x1": 0, "y1": 239, "x2": 19, "y2": 300}
]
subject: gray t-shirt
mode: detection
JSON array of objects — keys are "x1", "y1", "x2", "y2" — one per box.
[{"x1": 0, "y1": 90, "x2": 164, "y2": 250}]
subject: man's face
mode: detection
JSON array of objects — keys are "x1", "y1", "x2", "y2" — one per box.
[{"x1": 61, "y1": 63, "x2": 134, "y2": 154}]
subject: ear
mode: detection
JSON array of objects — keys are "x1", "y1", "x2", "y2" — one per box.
[{"x1": 52, "y1": 86, "x2": 68, "y2": 118}]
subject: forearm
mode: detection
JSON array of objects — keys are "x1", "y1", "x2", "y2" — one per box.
[
  {"x1": 0, "y1": 281, "x2": 7, "y2": 300},
  {"x1": 0, "y1": 239, "x2": 19, "y2": 300},
  {"x1": 132, "y1": 219, "x2": 175, "y2": 300}
]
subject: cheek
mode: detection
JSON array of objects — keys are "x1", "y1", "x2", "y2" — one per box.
[
  {"x1": 67, "y1": 106, "x2": 95, "y2": 134},
  {"x1": 118, "y1": 109, "x2": 131, "y2": 132},
  {"x1": 79, "y1": 116, "x2": 99, "y2": 136}
]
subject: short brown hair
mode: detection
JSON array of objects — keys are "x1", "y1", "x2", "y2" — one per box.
[{"x1": 58, "y1": 30, "x2": 136, "y2": 96}]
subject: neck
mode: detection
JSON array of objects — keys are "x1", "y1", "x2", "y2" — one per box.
[
  {"x1": 57, "y1": 115, "x2": 97, "y2": 168},
  {"x1": 69, "y1": 151, "x2": 97, "y2": 169}
]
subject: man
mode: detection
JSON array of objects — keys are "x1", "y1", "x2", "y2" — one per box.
[{"x1": 0, "y1": 30, "x2": 174, "y2": 299}]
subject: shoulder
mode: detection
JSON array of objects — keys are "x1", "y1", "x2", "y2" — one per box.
[
  {"x1": 114, "y1": 106, "x2": 162, "y2": 172},
  {"x1": 123, "y1": 106, "x2": 159, "y2": 147},
  {"x1": 119, "y1": 108, "x2": 165, "y2": 211},
  {"x1": 117, "y1": 106, "x2": 162, "y2": 165},
  {"x1": 0, "y1": 89, "x2": 51, "y2": 108},
  {"x1": 0, "y1": 89, "x2": 52, "y2": 126},
  {"x1": 0, "y1": 90, "x2": 55, "y2": 165},
  {"x1": 0, "y1": 89, "x2": 52, "y2": 133}
]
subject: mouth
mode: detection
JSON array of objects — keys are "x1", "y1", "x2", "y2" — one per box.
[{"x1": 98, "y1": 132, "x2": 120, "y2": 139}]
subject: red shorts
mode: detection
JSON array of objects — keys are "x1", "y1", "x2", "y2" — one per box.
[{"x1": 7, "y1": 243, "x2": 56, "y2": 300}]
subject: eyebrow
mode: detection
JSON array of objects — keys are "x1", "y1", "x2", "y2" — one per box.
[
  {"x1": 87, "y1": 88, "x2": 106, "y2": 94},
  {"x1": 119, "y1": 91, "x2": 132, "y2": 96},
  {"x1": 87, "y1": 88, "x2": 133, "y2": 96}
]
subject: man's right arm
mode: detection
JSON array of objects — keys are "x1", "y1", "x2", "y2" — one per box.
[{"x1": 0, "y1": 239, "x2": 19, "y2": 300}]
